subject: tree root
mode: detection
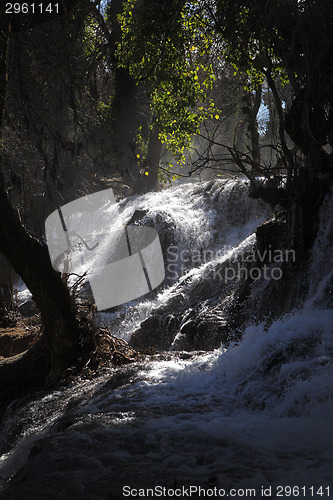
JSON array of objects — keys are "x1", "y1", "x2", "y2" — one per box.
[{"x1": 79, "y1": 327, "x2": 138, "y2": 374}]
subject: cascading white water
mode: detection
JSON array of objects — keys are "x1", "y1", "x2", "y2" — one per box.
[
  {"x1": 97, "y1": 179, "x2": 270, "y2": 341},
  {"x1": 1, "y1": 180, "x2": 333, "y2": 499}
]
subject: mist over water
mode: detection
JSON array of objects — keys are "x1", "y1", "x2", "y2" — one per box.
[{"x1": 1, "y1": 180, "x2": 333, "y2": 499}]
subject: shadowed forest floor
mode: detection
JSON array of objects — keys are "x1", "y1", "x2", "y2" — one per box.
[{"x1": 0, "y1": 317, "x2": 40, "y2": 359}]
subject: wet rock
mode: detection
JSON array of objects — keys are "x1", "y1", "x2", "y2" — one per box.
[
  {"x1": 18, "y1": 297, "x2": 38, "y2": 317},
  {"x1": 126, "y1": 209, "x2": 148, "y2": 226},
  {"x1": 256, "y1": 214, "x2": 288, "y2": 254},
  {"x1": 130, "y1": 312, "x2": 181, "y2": 350},
  {"x1": 172, "y1": 318, "x2": 226, "y2": 351}
]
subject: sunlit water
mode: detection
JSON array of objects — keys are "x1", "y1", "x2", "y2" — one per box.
[{"x1": 2, "y1": 180, "x2": 333, "y2": 499}]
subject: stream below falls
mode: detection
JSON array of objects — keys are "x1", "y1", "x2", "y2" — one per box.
[{"x1": 1, "y1": 179, "x2": 333, "y2": 499}]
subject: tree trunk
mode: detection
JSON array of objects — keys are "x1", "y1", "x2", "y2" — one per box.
[
  {"x1": 0, "y1": 253, "x2": 15, "y2": 316},
  {"x1": 107, "y1": 0, "x2": 142, "y2": 191},
  {"x1": 285, "y1": 88, "x2": 331, "y2": 174},
  {"x1": 0, "y1": 9, "x2": 81, "y2": 389},
  {"x1": 282, "y1": 90, "x2": 330, "y2": 250},
  {"x1": 0, "y1": 184, "x2": 81, "y2": 384},
  {"x1": 144, "y1": 119, "x2": 162, "y2": 191},
  {"x1": 111, "y1": 66, "x2": 141, "y2": 187},
  {"x1": 0, "y1": 5, "x2": 9, "y2": 123}
]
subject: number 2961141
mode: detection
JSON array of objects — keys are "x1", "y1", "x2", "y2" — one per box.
[{"x1": 5, "y1": 3, "x2": 59, "y2": 14}]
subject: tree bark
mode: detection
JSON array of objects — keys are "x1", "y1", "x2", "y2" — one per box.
[
  {"x1": 107, "y1": 0, "x2": 142, "y2": 191},
  {"x1": 0, "y1": 7, "x2": 81, "y2": 388},
  {"x1": 0, "y1": 184, "x2": 81, "y2": 383},
  {"x1": 144, "y1": 119, "x2": 162, "y2": 191},
  {"x1": 282, "y1": 89, "x2": 330, "y2": 249},
  {"x1": 0, "y1": 5, "x2": 9, "y2": 123},
  {"x1": 284, "y1": 88, "x2": 331, "y2": 175},
  {"x1": 0, "y1": 253, "x2": 15, "y2": 315}
]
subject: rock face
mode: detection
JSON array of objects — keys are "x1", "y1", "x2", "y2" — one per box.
[
  {"x1": 256, "y1": 215, "x2": 288, "y2": 253},
  {"x1": 18, "y1": 298, "x2": 38, "y2": 318}
]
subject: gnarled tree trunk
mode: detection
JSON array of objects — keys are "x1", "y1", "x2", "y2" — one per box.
[
  {"x1": 0, "y1": 183, "x2": 81, "y2": 388},
  {"x1": 0, "y1": 7, "x2": 81, "y2": 391}
]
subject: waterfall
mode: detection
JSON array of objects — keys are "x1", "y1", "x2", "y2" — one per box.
[
  {"x1": 305, "y1": 187, "x2": 333, "y2": 308},
  {"x1": 97, "y1": 179, "x2": 270, "y2": 343},
  {"x1": 1, "y1": 180, "x2": 333, "y2": 499}
]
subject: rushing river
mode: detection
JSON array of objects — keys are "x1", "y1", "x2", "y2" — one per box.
[{"x1": 1, "y1": 179, "x2": 333, "y2": 499}]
